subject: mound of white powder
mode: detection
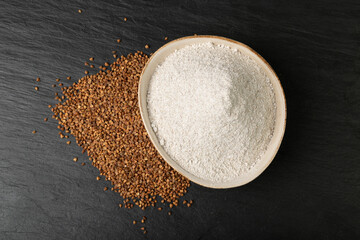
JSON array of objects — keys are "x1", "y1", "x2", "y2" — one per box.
[{"x1": 147, "y1": 42, "x2": 276, "y2": 183}]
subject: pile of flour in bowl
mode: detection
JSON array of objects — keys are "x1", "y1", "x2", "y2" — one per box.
[{"x1": 147, "y1": 42, "x2": 276, "y2": 183}]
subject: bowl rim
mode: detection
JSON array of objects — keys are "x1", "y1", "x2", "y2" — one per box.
[{"x1": 138, "y1": 35, "x2": 287, "y2": 188}]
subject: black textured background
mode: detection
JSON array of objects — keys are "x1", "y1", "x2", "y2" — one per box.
[{"x1": 1, "y1": 0, "x2": 359, "y2": 239}]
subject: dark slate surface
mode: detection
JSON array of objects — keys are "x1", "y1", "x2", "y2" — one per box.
[{"x1": 1, "y1": 0, "x2": 359, "y2": 239}]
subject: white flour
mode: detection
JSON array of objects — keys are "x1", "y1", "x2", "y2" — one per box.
[{"x1": 147, "y1": 42, "x2": 276, "y2": 183}]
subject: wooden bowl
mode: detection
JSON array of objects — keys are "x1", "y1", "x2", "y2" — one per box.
[{"x1": 138, "y1": 35, "x2": 286, "y2": 188}]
